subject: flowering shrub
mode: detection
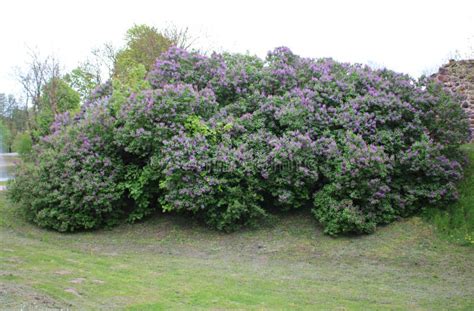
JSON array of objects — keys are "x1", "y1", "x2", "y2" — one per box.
[
  {"x1": 9, "y1": 102, "x2": 126, "y2": 231},
  {"x1": 313, "y1": 132, "x2": 394, "y2": 235},
  {"x1": 159, "y1": 130, "x2": 265, "y2": 231},
  {"x1": 114, "y1": 84, "x2": 218, "y2": 216},
  {"x1": 9, "y1": 46, "x2": 471, "y2": 234}
]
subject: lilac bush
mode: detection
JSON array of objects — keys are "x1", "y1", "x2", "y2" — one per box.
[
  {"x1": 159, "y1": 130, "x2": 265, "y2": 231},
  {"x1": 9, "y1": 101, "x2": 126, "y2": 231},
  {"x1": 9, "y1": 46, "x2": 471, "y2": 234},
  {"x1": 114, "y1": 84, "x2": 218, "y2": 217},
  {"x1": 313, "y1": 132, "x2": 394, "y2": 234}
]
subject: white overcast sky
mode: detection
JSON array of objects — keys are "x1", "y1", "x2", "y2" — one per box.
[{"x1": 1, "y1": 0, "x2": 473, "y2": 96}]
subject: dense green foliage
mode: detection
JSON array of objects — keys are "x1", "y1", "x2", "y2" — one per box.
[
  {"x1": 0, "y1": 119, "x2": 11, "y2": 152},
  {"x1": 35, "y1": 78, "x2": 81, "y2": 138},
  {"x1": 12, "y1": 131, "x2": 33, "y2": 159},
  {"x1": 8, "y1": 46, "x2": 471, "y2": 234},
  {"x1": 65, "y1": 65, "x2": 101, "y2": 101},
  {"x1": 0, "y1": 94, "x2": 28, "y2": 152},
  {"x1": 114, "y1": 24, "x2": 174, "y2": 82}
]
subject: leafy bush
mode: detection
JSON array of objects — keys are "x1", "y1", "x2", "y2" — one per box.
[
  {"x1": 12, "y1": 132, "x2": 33, "y2": 159},
  {"x1": 313, "y1": 132, "x2": 394, "y2": 235},
  {"x1": 114, "y1": 84, "x2": 218, "y2": 217},
  {"x1": 9, "y1": 46, "x2": 471, "y2": 234},
  {"x1": 9, "y1": 103, "x2": 125, "y2": 231},
  {"x1": 159, "y1": 130, "x2": 265, "y2": 231}
]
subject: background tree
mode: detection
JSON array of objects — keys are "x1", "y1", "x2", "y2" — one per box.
[
  {"x1": 15, "y1": 51, "x2": 81, "y2": 140},
  {"x1": 12, "y1": 131, "x2": 32, "y2": 158},
  {"x1": 114, "y1": 24, "x2": 173, "y2": 78},
  {"x1": 91, "y1": 42, "x2": 118, "y2": 79},
  {"x1": 0, "y1": 120, "x2": 11, "y2": 152},
  {"x1": 65, "y1": 62, "x2": 102, "y2": 101},
  {"x1": 163, "y1": 25, "x2": 197, "y2": 50},
  {"x1": 0, "y1": 93, "x2": 28, "y2": 151},
  {"x1": 7, "y1": 95, "x2": 28, "y2": 133},
  {"x1": 35, "y1": 77, "x2": 80, "y2": 138},
  {"x1": 15, "y1": 51, "x2": 61, "y2": 135}
]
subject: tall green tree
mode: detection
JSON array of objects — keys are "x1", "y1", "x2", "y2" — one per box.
[
  {"x1": 65, "y1": 63, "x2": 101, "y2": 102},
  {"x1": 114, "y1": 24, "x2": 173, "y2": 81},
  {"x1": 35, "y1": 77, "x2": 80, "y2": 138},
  {"x1": 0, "y1": 93, "x2": 28, "y2": 151},
  {"x1": 0, "y1": 120, "x2": 11, "y2": 152}
]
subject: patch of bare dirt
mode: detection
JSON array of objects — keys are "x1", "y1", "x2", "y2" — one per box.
[{"x1": 0, "y1": 282, "x2": 67, "y2": 310}]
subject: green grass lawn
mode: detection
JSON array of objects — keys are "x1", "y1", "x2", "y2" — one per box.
[
  {"x1": 1, "y1": 196, "x2": 474, "y2": 310},
  {"x1": 1, "y1": 146, "x2": 474, "y2": 310}
]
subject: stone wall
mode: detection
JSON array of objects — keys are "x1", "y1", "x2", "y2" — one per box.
[{"x1": 431, "y1": 59, "x2": 474, "y2": 136}]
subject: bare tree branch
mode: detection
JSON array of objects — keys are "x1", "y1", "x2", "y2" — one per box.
[{"x1": 163, "y1": 24, "x2": 198, "y2": 50}]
